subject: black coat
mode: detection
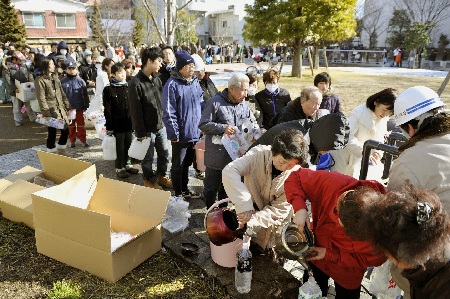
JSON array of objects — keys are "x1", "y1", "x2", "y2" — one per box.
[
  {"x1": 129, "y1": 70, "x2": 164, "y2": 138},
  {"x1": 103, "y1": 84, "x2": 132, "y2": 133},
  {"x1": 199, "y1": 75, "x2": 218, "y2": 103},
  {"x1": 271, "y1": 96, "x2": 310, "y2": 126},
  {"x1": 255, "y1": 88, "x2": 291, "y2": 129},
  {"x1": 403, "y1": 260, "x2": 450, "y2": 299}
]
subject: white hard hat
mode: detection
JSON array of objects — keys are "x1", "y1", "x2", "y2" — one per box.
[
  {"x1": 191, "y1": 54, "x2": 205, "y2": 71},
  {"x1": 95, "y1": 56, "x2": 105, "y2": 64},
  {"x1": 394, "y1": 86, "x2": 445, "y2": 126}
]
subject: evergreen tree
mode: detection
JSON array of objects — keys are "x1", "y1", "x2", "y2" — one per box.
[
  {"x1": 386, "y1": 9, "x2": 411, "y2": 48},
  {"x1": 89, "y1": 0, "x2": 104, "y2": 45},
  {"x1": 0, "y1": 0, "x2": 27, "y2": 48},
  {"x1": 132, "y1": 16, "x2": 144, "y2": 48}
]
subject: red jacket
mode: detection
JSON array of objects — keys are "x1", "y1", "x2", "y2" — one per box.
[{"x1": 284, "y1": 168, "x2": 387, "y2": 289}]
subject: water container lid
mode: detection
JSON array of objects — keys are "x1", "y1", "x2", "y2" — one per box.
[{"x1": 316, "y1": 153, "x2": 332, "y2": 170}]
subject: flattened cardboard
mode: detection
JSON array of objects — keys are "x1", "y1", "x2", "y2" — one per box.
[
  {"x1": 0, "y1": 180, "x2": 45, "y2": 229},
  {"x1": 0, "y1": 150, "x2": 92, "y2": 228},
  {"x1": 33, "y1": 173, "x2": 171, "y2": 282}
]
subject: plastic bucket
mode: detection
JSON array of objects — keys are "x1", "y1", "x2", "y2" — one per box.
[
  {"x1": 204, "y1": 198, "x2": 242, "y2": 268},
  {"x1": 194, "y1": 139, "x2": 206, "y2": 172}
]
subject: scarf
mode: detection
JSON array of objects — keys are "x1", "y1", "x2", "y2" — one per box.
[
  {"x1": 264, "y1": 87, "x2": 281, "y2": 114},
  {"x1": 166, "y1": 60, "x2": 176, "y2": 71},
  {"x1": 110, "y1": 78, "x2": 128, "y2": 87}
]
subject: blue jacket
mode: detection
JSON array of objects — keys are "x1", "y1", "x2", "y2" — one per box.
[
  {"x1": 198, "y1": 89, "x2": 256, "y2": 170},
  {"x1": 61, "y1": 75, "x2": 89, "y2": 110},
  {"x1": 162, "y1": 71, "x2": 203, "y2": 142}
]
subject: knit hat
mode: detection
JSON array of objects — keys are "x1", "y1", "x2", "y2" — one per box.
[
  {"x1": 191, "y1": 54, "x2": 205, "y2": 71},
  {"x1": 175, "y1": 50, "x2": 194, "y2": 71}
]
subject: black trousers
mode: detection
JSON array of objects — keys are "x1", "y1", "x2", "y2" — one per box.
[
  {"x1": 47, "y1": 127, "x2": 69, "y2": 149},
  {"x1": 303, "y1": 263, "x2": 361, "y2": 299}
]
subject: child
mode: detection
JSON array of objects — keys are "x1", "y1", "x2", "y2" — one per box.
[
  {"x1": 103, "y1": 62, "x2": 139, "y2": 178},
  {"x1": 61, "y1": 60, "x2": 89, "y2": 147}
]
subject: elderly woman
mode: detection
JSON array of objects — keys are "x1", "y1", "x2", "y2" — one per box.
[
  {"x1": 222, "y1": 130, "x2": 308, "y2": 250},
  {"x1": 314, "y1": 72, "x2": 342, "y2": 114},
  {"x1": 255, "y1": 69, "x2": 291, "y2": 129},
  {"x1": 344, "y1": 185, "x2": 450, "y2": 299},
  {"x1": 330, "y1": 88, "x2": 398, "y2": 179},
  {"x1": 285, "y1": 169, "x2": 387, "y2": 299},
  {"x1": 271, "y1": 86, "x2": 323, "y2": 126}
]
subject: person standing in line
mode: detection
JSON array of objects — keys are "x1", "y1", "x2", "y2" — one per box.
[
  {"x1": 104, "y1": 62, "x2": 139, "y2": 179},
  {"x1": 60, "y1": 60, "x2": 89, "y2": 148},
  {"x1": 255, "y1": 69, "x2": 291, "y2": 130},
  {"x1": 162, "y1": 50, "x2": 203, "y2": 198},
  {"x1": 3, "y1": 51, "x2": 36, "y2": 126},
  {"x1": 198, "y1": 73, "x2": 256, "y2": 208},
  {"x1": 35, "y1": 57, "x2": 71, "y2": 156},
  {"x1": 129, "y1": 47, "x2": 172, "y2": 190},
  {"x1": 441, "y1": 50, "x2": 448, "y2": 69},
  {"x1": 158, "y1": 46, "x2": 176, "y2": 87},
  {"x1": 313, "y1": 72, "x2": 342, "y2": 114},
  {"x1": 245, "y1": 73, "x2": 263, "y2": 127},
  {"x1": 428, "y1": 49, "x2": 437, "y2": 70}
]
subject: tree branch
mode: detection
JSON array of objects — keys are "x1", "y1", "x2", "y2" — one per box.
[{"x1": 177, "y1": 0, "x2": 194, "y2": 11}]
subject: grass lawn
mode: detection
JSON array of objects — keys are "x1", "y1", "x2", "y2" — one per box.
[{"x1": 276, "y1": 69, "x2": 450, "y2": 114}]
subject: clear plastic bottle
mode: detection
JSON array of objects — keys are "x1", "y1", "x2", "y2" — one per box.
[{"x1": 235, "y1": 236, "x2": 252, "y2": 293}]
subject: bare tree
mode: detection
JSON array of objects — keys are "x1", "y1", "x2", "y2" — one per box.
[
  {"x1": 361, "y1": 0, "x2": 388, "y2": 49},
  {"x1": 99, "y1": 0, "x2": 134, "y2": 46},
  {"x1": 393, "y1": 0, "x2": 450, "y2": 25}
]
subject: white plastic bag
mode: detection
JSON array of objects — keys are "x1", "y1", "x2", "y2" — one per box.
[
  {"x1": 162, "y1": 196, "x2": 191, "y2": 233},
  {"x1": 298, "y1": 275, "x2": 322, "y2": 299},
  {"x1": 128, "y1": 137, "x2": 150, "y2": 160},
  {"x1": 368, "y1": 261, "x2": 402, "y2": 298},
  {"x1": 102, "y1": 135, "x2": 117, "y2": 160},
  {"x1": 221, "y1": 127, "x2": 249, "y2": 160}
]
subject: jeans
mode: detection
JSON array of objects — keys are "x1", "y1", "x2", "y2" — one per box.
[
  {"x1": 68, "y1": 109, "x2": 86, "y2": 143},
  {"x1": 114, "y1": 131, "x2": 132, "y2": 169},
  {"x1": 141, "y1": 127, "x2": 169, "y2": 183},
  {"x1": 47, "y1": 126, "x2": 69, "y2": 149},
  {"x1": 12, "y1": 96, "x2": 35, "y2": 123},
  {"x1": 171, "y1": 142, "x2": 195, "y2": 195},
  {"x1": 203, "y1": 167, "x2": 228, "y2": 209},
  {"x1": 0, "y1": 78, "x2": 10, "y2": 101},
  {"x1": 303, "y1": 263, "x2": 361, "y2": 299}
]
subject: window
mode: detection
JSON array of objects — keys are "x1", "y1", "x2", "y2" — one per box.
[
  {"x1": 22, "y1": 12, "x2": 44, "y2": 28},
  {"x1": 222, "y1": 21, "x2": 227, "y2": 27},
  {"x1": 55, "y1": 13, "x2": 76, "y2": 28}
]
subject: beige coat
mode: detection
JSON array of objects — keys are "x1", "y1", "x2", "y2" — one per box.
[
  {"x1": 35, "y1": 73, "x2": 70, "y2": 124},
  {"x1": 222, "y1": 145, "x2": 299, "y2": 248}
]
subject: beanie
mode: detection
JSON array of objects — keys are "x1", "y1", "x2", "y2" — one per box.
[{"x1": 175, "y1": 50, "x2": 194, "y2": 71}]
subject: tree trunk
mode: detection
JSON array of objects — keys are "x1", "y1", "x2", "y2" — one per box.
[
  {"x1": 314, "y1": 45, "x2": 319, "y2": 69},
  {"x1": 307, "y1": 47, "x2": 314, "y2": 76},
  {"x1": 323, "y1": 46, "x2": 329, "y2": 69},
  {"x1": 291, "y1": 38, "x2": 302, "y2": 77}
]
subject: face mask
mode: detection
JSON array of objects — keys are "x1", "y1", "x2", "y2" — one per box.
[
  {"x1": 86, "y1": 58, "x2": 92, "y2": 64},
  {"x1": 247, "y1": 87, "x2": 256, "y2": 96},
  {"x1": 60, "y1": 49, "x2": 67, "y2": 55},
  {"x1": 266, "y1": 83, "x2": 278, "y2": 93}
]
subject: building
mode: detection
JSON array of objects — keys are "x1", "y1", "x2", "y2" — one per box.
[
  {"x1": 361, "y1": 0, "x2": 450, "y2": 49},
  {"x1": 13, "y1": 0, "x2": 88, "y2": 46}
]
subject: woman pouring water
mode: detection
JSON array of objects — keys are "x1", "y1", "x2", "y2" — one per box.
[{"x1": 222, "y1": 130, "x2": 308, "y2": 252}]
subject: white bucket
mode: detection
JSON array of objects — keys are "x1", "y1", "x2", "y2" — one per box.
[
  {"x1": 128, "y1": 137, "x2": 150, "y2": 160},
  {"x1": 204, "y1": 198, "x2": 243, "y2": 268}
]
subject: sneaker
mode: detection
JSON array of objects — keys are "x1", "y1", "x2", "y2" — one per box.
[
  {"x1": 181, "y1": 190, "x2": 202, "y2": 199},
  {"x1": 157, "y1": 175, "x2": 173, "y2": 189},
  {"x1": 15, "y1": 121, "x2": 22, "y2": 127},
  {"x1": 143, "y1": 178, "x2": 163, "y2": 190},
  {"x1": 116, "y1": 168, "x2": 129, "y2": 179},
  {"x1": 195, "y1": 170, "x2": 205, "y2": 180},
  {"x1": 69, "y1": 143, "x2": 76, "y2": 148},
  {"x1": 125, "y1": 165, "x2": 139, "y2": 174},
  {"x1": 82, "y1": 142, "x2": 89, "y2": 148}
]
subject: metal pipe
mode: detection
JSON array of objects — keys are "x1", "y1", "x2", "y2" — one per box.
[
  {"x1": 359, "y1": 140, "x2": 400, "y2": 180},
  {"x1": 382, "y1": 132, "x2": 407, "y2": 179}
]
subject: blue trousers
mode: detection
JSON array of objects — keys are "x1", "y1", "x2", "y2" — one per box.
[{"x1": 141, "y1": 127, "x2": 169, "y2": 183}]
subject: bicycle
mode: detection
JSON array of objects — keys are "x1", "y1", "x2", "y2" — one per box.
[{"x1": 244, "y1": 57, "x2": 279, "y2": 76}]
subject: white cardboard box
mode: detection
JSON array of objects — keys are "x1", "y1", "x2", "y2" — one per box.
[{"x1": 32, "y1": 165, "x2": 171, "y2": 282}]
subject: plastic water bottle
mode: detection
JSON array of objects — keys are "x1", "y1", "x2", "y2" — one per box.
[
  {"x1": 298, "y1": 273, "x2": 322, "y2": 299},
  {"x1": 235, "y1": 236, "x2": 252, "y2": 293}
]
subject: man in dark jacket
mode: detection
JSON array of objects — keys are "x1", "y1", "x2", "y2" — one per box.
[
  {"x1": 158, "y1": 45, "x2": 176, "y2": 87},
  {"x1": 78, "y1": 50, "x2": 97, "y2": 98},
  {"x1": 198, "y1": 72, "x2": 256, "y2": 208},
  {"x1": 4, "y1": 51, "x2": 36, "y2": 126},
  {"x1": 129, "y1": 47, "x2": 172, "y2": 190},
  {"x1": 250, "y1": 113, "x2": 350, "y2": 166},
  {"x1": 51, "y1": 41, "x2": 76, "y2": 68},
  {"x1": 272, "y1": 86, "x2": 322, "y2": 126},
  {"x1": 162, "y1": 50, "x2": 203, "y2": 198}
]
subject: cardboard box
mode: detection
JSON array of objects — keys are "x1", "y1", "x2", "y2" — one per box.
[
  {"x1": 32, "y1": 166, "x2": 171, "y2": 282},
  {"x1": 0, "y1": 150, "x2": 92, "y2": 229}
]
